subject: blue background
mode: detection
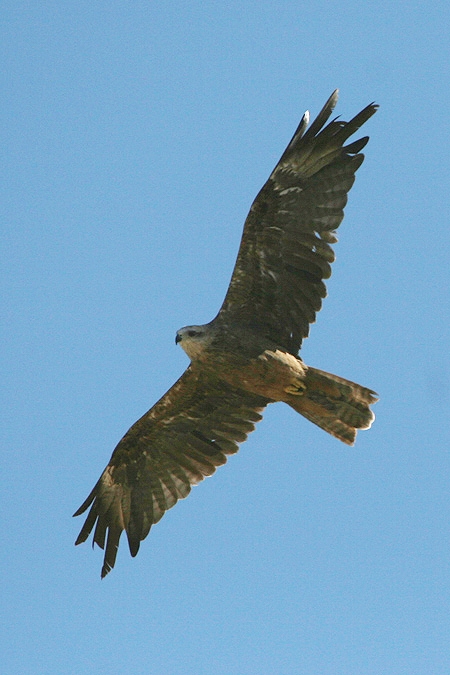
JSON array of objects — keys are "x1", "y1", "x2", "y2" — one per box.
[{"x1": 2, "y1": 2, "x2": 449, "y2": 673}]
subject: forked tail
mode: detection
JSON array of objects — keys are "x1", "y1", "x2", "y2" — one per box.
[{"x1": 287, "y1": 366, "x2": 378, "y2": 445}]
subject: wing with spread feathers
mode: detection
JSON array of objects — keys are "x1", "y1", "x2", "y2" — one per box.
[
  {"x1": 217, "y1": 91, "x2": 378, "y2": 354},
  {"x1": 74, "y1": 367, "x2": 268, "y2": 577}
]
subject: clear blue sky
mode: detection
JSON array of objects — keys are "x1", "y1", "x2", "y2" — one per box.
[{"x1": 2, "y1": 2, "x2": 449, "y2": 674}]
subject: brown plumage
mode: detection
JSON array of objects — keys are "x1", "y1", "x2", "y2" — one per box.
[
  {"x1": 75, "y1": 90, "x2": 378, "y2": 577},
  {"x1": 287, "y1": 367, "x2": 378, "y2": 446}
]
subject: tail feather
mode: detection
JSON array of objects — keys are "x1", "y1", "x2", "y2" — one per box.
[{"x1": 287, "y1": 366, "x2": 378, "y2": 445}]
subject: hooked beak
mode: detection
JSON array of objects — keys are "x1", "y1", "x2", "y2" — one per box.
[{"x1": 175, "y1": 333, "x2": 181, "y2": 345}]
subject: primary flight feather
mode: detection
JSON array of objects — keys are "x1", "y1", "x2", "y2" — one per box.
[{"x1": 75, "y1": 90, "x2": 378, "y2": 577}]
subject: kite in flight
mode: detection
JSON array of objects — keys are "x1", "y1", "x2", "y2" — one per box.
[{"x1": 75, "y1": 90, "x2": 378, "y2": 577}]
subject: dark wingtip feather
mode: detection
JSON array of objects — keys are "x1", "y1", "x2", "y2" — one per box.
[
  {"x1": 127, "y1": 531, "x2": 141, "y2": 558},
  {"x1": 344, "y1": 136, "x2": 369, "y2": 155},
  {"x1": 73, "y1": 484, "x2": 97, "y2": 517},
  {"x1": 101, "y1": 559, "x2": 113, "y2": 579},
  {"x1": 281, "y1": 90, "x2": 340, "y2": 160},
  {"x1": 100, "y1": 527, "x2": 122, "y2": 578},
  {"x1": 302, "y1": 89, "x2": 339, "y2": 139},
  {"x1": 74, "y1": 502, "x2": 98, "y2": 546},
  {"x1": 345, "y1": 102, "x2": 379, "y2": 139},
  {"x1": 129, "y1": 543, "x2": 141, "y2": 558}
]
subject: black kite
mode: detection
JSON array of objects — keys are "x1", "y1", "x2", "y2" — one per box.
[{"x1": 75, "y1": 91, "x2": 378, "y2": 577}]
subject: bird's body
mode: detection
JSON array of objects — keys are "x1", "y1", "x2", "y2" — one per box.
[
  {"x1": 75, "y1": 91, "x2": 379, "y2": 577},
  {"x1": 177, "y1": 322, "x2": 308, "y2": 399},
  {"x1": 177, "y1": 322, "x2": 376, "y2": 441}
]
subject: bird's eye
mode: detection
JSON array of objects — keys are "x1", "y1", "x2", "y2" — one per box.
[{"x1": 187, "y1": 330, "x2": 198, "y2": 338}]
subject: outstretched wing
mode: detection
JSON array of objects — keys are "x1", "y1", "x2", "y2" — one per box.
[
  {"x1": 74, "y1": 367, "x2": 268, "y2": 577},
  {"x1": 217, "y1": 90, "x2": 378, "y2": 354}
]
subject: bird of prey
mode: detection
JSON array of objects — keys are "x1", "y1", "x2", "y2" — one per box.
[{"x1": 75, "y1": 90, "x2": 378, "y2": 577}]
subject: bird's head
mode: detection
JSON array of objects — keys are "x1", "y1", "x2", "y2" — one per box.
[{"x1": 175, "y1": 324, "x2": 211, "y2": 360}]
